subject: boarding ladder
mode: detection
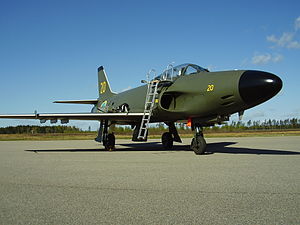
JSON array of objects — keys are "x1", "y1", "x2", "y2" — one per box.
[{"x1": 137, "y1": 76, "x2": 159, "y2": 140}]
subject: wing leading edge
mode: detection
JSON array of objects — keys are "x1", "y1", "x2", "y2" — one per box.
[
  {"x1": 0, "y1": 112, "x2": 147, "y2": 123},
  {"x1": 53, "y1": 100, "x2": 99, "y2": 104}
]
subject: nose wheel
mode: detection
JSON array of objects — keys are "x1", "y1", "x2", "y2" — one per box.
[{"x1": 191, "y1": 127, "x2": 206, "y2": 155}]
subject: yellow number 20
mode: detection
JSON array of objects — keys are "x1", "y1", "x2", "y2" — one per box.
[
  {"x1": 207, "y1": 84, "x2": 214, "y2": 92},
  {"x1": 100, "y1": 82, "x2": 107, "y2": 94}
]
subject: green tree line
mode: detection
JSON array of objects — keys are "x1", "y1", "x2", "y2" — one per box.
[
  {"x1": 111, "y1": 118, "x2": 300, "y2": 134},
  {"x1": 0, "y1": 125, "x2": 82, "y2": 134},
  {"x1": 212, "y1": 118, "x2": 300, "y2": 132},
  {"x1": 0, "y1": 118, "x2": 299, "y2": 134}
]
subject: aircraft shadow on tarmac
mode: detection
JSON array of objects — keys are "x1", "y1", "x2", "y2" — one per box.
[
  {"x1": 206, "y1": 142, "x2": 300, "y2": 155},
  {"x1": 26, "y1": 141, "x2": 300, "y2": 155}
]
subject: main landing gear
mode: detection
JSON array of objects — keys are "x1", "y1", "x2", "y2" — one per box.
[
  {"x1": 95, "y1": 120, "x2": 116, "y2": 151},
  {"x1": 95, "y1": 120, "x2": 207, "y2": 154},
  {"x1": 160, "y1": 122, "x2": 207, "y2": 154},
  {"x1": 162, "y1": 132, "x2": 173, "y2": 149},
  {"x1": 191, "y1": 127, "x2": 206, "y2": 155},
  {"x1": 161, "y1": 122, "x2": 206, "y2": 155},
  {"x1": 161, "y1": 122, "x2": 182, "y2": 150},
  {"x1": 103, "y1": 133, "x2": 115, "y2": 151}
]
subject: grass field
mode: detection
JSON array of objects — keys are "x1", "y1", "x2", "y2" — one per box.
[{"x1": 0, "y1": 130, "x2": 300, "y2": 141}]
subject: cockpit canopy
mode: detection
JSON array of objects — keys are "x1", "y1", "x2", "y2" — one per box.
[{"x1": 154, "y1": 63, "x2": 209, "y2": 81}]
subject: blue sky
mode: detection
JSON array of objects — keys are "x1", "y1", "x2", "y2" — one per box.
[{"x1": 0, "y1": 0, "x2": 299, "y2": 130}]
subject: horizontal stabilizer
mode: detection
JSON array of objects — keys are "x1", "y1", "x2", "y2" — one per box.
[{"x1": 54, "y1": 100, "x2": 98, "y2": 105}]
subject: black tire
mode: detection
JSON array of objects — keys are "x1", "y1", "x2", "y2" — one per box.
[
  {"x1": 162, "y1": 132, "x2": 173, "y2": 149},
  {"x1": 191, "y1": 135, "x2": 206, "y2": 155},
  {"x1": 105, "y1": 133, "x2": 115, "y2": 151}
]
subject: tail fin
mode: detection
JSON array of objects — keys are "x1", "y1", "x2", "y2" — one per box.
[{"x1": 98, "y1": 66, "x2": 116, "y2": 100}]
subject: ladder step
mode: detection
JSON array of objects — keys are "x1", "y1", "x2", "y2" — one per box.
[{"x1": 137, "y1": 78, "x2": 160, "y2": 139}]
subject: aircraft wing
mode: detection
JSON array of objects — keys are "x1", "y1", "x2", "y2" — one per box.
[
  {"x1": 0, "y1": 112, "x2": 147, "y2": 123},
  {"x1": 53, "y1": 100, "x2": 98, "y2": 104}
]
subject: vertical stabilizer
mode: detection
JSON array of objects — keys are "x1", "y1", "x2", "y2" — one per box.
[{"x1": 98, "y1": 66, "x2": 116, "y2": 100}]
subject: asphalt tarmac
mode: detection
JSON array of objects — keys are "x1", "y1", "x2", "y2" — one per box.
[{"x1": 0, "y1": 136, "x2": 299, "y2": 225}]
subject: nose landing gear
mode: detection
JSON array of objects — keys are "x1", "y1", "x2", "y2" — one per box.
[{"x1": 191, "y1": 127, "x2": 206, "y2": 155}]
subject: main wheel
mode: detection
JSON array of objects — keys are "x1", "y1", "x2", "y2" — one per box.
[
  {"x1": 191, "y1": 135, "x2": 206, "y2": 155},
  {"x1": 162, "y1": 132, "x2": 173, "y2": 149},
  {"x1": 104, "y1": 133, "x2": 115, "y2": 151}
]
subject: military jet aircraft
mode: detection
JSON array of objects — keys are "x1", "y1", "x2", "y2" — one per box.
[{"x1": 0, "y1": 63, "x2": 282, "y2": 154}]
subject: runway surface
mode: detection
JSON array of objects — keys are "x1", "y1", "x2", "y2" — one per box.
[{"x1": 0, "y1": 136, "x2": 299, "y2": 225}]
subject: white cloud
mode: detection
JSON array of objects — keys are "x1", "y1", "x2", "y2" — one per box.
[
  {"x1": 251, "y1": 53, "x2": 283, "y2": 65},
  {"x1": 252, "y1": 53, "x2": 272, "y2": 65},
  {"x1": 266, "y1": 32, "x2": 300, "y2": 49},
  {"x1": 267, "y1": 17, "x2": 300, "y2": 49},
  {"x1": 267, "y1": 32, "x2": 293, "y2": 46},
  {"x1": 247, "y1": 17, "x2": 299, "y2": 66},
  {"x1": 272, "y1": 53, "x2": 284, "y2": 62},
  {"x1": 266, "y1": 34, "x2": 277, "y2": 43},
  {"x1": 295, "y1": 16, "x2": 300, "y2": 31},
  {"x1": 287, "y1": 41, "x2": 300, "y2": 49}
]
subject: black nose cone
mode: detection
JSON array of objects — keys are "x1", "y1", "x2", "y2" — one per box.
[{"x1": 239, "y1": 70, "x2": 282, "y2": 106}]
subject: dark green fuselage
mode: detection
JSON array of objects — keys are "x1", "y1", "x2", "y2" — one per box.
[
  {"x1": 92, "y1": 64, "x2": 282, "y2": 128},
  {"x1": 94, "y1": 70, "x2": 248, "y2": 126}
]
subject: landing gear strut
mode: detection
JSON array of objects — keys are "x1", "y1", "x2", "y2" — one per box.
[
  {"x1": 95, "y1": 120, "x2": 116, "y2": 151},
  {"x1": 191, "y1": 127, "x2": 206, "y2": 155}
]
